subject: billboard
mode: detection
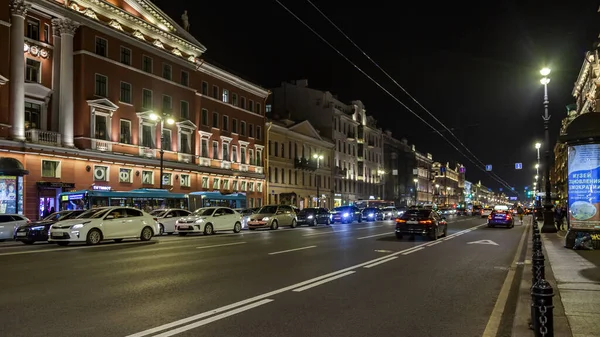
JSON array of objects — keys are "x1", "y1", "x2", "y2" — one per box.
[{"x1": 568, "y1": 144, "x2": 600, "y2": 229}]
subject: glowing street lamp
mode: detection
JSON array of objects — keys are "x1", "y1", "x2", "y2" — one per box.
[
  {"x1": 313, "y1": 154, "x2": 324, "y2": 207},
  {"x1": 150, "y1": 112, "x2": 176, "y2": 189}
]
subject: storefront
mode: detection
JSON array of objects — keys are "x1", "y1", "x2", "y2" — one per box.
[
  {"x1": 37, "y1": 182, "x2": 76, "y2": 220},
  {"x1": 0, "y1": 157, "x2": 28, "y2": 215}
]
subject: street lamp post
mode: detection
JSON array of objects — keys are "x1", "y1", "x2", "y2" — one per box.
[
  {"x1": 150, "y1": 113, "x2": 175, "y2": 189},
  {"x1": 313, "y1": 153, "x2": 323, "y2": 208},
  {"x1": 435, "y1": 184, "x2": 440, "y2": 204},
  {"x1": 539, "y1": 68, "x2": 556, "y2": 233},
  {"x1": 413, "y1": 178, "x2": 418, "y2": 205}
]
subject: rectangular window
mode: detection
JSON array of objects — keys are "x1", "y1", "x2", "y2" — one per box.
[
  {"x1": 222, "y1": 143, "x2": 230, "y2": 161},
  {"x1": 26, "y1": 18, "x2": 39, "y2": 40},
  {"x1": 240, "y1": 121, "x2": 246, "y2": 136},
  {"x1": 232, "y1": 119, "x2": 238, "y2": 134},
  {"x1": 162, "y1": 95, "x2": 172, "y2": 112},
  {"x1": 119, "y1": 168, "x2": 133, "y2": 183},
  {"x1": 180, "y1": 101, "x2": 189, "y2": 120},
  {"x1": 120, "y1": 119, "x2": 131, "y2": 144},
  {"x1": 212, "y1": 85, "x2": 219, "y2": 99},
  {"x1": 142, "y1": 89, "x2": 152, "y2": 109},
  {"x1": 248, "y1": 100, "x2": 254, "y2": 112},
  {"x1": 94, "y1": 114, "x2": 108, "y2": 140},
  {"x1": 180, "y1": 174, "x2": 191, "y2": 187},
  {"x1": 162, "y1": 63, "x2": 172, "y2": 80},
  {"x1": 241, "y1": 147, "x2": 246, "y2": 164},
  {"x1": 119, "y1": 81, "x2": 131, "y2": 103},
  {"x1": 256, "y1": 126, "x2": 262, "y2": 140},
  {"x1": 180, "y1": 70, "x2": 189, "y2": 86},
  {"x1": 141, "y1": 170, "x2": 153, "y2": 184},
  {"x1": 212, "y1": 112, "x2": 219, "y2": 128},
  {"x1": 180, "y1": 133, "x2": 191, "y2": 154},
  {"x1": 201, "y1": 81, "x2": 208, "y2": 95},
  {"x1": 212, "y1": 141, "x2": 219, "y2": 159},
  {"x1": 141, "y1": 124, "x2": 154, "y2": 147},
  {"x1": 201, "y1": 109, "x2": 208, "y2": 126},
  {"x1": 25, "y1": 59, "x2": 41, "y2": 83},
  {"x1": 201, "y1": 139, "x2": 209, "y2": 157},
  {"x1": 248, "y1": 124, "x2": 254, "y2": 138},
  {"x1": 201, "y1": 176, "x2": 209, "y2": 188},
  {"x1": 240, "y1": 97, "x2": 246, "y2": 109},
  {"x1": 256, "y1": 103, "x2": 262, "y2": 115},
  {"x1": 266, "y1": 104, "x2": 272, "y2": 113},
  {"x1": 43, "y1": 24, "x2": 49, "y2": 43},
  {"x1": 162, "y1": 129, "x2": 171, "y2": 151},
  {"x1": 95, "y1": 74, "x2": 108, "y2": 97},
  {"x1": 231, "y1": 145, "x2": 237, "y2": 163},
  {"x1": 222, "y1": 89, "x2": 229, "y2": 103},
  {"x1": 24, "y1": 102, "x2": 41, "y2": 130},
  {"x1": 222, "y1": 115, "x2": 229, "y2": 131},
  {"x1": 95, "y1": 37, "x2": 107, "y2": 57},
  {"x1": 142, "y1": 55, "x2": 153, "y2": 73},
  {"x1": 213, "y1": 178, "x2": 220, "y2": 190},
  {"x1": 231, "y1": 93, "x2": 238, "y2": 106},
  {"x1": 120, "y1": 46, "x2": 131, "y2": 65},
  {"x1": 41, "y1": 160, "x2": 60, "y2": 178}
]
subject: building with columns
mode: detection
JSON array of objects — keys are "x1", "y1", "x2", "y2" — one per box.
[
  {"x1": 265, "y1": 118, "x2": 334, "y2": 209},
  {"x1": 0, "y1": 0, "x2": 268, "y2": 220},
  {"x1": 268, "y1": 79, "x2": 384, "y2": 207},
  {"x1": 432, "y1": 162, "x2": 464, "y2": 206}
]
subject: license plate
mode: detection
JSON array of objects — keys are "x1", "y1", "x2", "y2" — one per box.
[
  {"x1": 407, "y1": 221, "x2": 418, "y2": 224},
  {"x1": 178, "y1": 226, "x2": 190, "y2": 230},
  {"x1": 16, "y1": 232, "x2": 26, "y2": 237}
]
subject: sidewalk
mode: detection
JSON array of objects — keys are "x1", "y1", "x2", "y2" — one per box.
[{"x1": 543, "y1": 228, "x2": 600, "y2": 337}]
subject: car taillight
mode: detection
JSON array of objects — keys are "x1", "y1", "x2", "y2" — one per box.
[
  {"x1": 396, "y1": 219, "x2": 406, "y2": 223},
  {"x1": 418, "y1": 220, "x2": 432, "y2": 224},
  {"x1": 506, "y1": 215, "x2": 512, "y2": 219},
  {"x1": 488, "y1": 215, "x2": 492, "y2": 219}
]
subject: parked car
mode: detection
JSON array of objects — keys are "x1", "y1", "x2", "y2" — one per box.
[
  {"x1": 149, "y1": 208, "x2": 192, "y2": 234},
  {"x1": 395, "y1": 209, "x2": 448, "y2": 240},
  {"x1": 235, "y1": 207, "x2": 260, "y2": 229},
  {"x1": 296, "y1": 208, "x2": 331, "y2": 226},
  {"x1": 487, "y1": 205, "x2": 514, "y2": 228},
  {"x1": 176, "y1": 207, "x2": 243, "y2": 235},
  {"x1": 330, "y1": 206, "x2": 362, "y2": 224},
  {"x1": 49, "y1": 207, "x2": 158, "y2": 246},
  {"x1": 247, "y1": 205, "x2": 297, "y2": 230},
  {"x1": 362, "y1": 207, "x2": 384, "y2": 221},
  {"x1": 381, "y1": 207, "x2": 399, "y2": 220},
  {"x1": 14, "y1": 210, "x2": 84, "y2": 244},
  {"x1": 0, "y1": 214, "x2": 30, "y2": 241}
]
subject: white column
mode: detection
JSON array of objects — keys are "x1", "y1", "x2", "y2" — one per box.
[
  {"x1": 50, "y1": 20, "x2": 61, "y2": 133},
  {"x1": 53, "y1": 18, "x2": 79, "y2": 147},
  {"x1": 9, "y1": 0, "x2": 29, "y2": 141}
]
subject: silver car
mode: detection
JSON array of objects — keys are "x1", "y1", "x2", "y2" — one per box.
[{"x1": 247, "y1": 205, "x2": 297, "y2": 230}]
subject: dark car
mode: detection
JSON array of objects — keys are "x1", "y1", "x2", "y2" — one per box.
[
  {"x1": 296, "y1": 208, "x2": 331, "y2": 226},
  {"x1": 395, "y1": 209, "x2": 448, "y2": 240},
  {"x1": 487, "y1": 207, "x2": 514, "y2": 228},
  {"x1": 330, "y1": 206, "x2": 362, "y2": 224},
  {"x1": 14, "y1": 210, "x2": 85, "y2": 244},
  {"x1": 361, "y1": 207, "x2": 383, "y2": 221}
]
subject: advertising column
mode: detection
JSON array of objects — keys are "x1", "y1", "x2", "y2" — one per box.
[{"x1": 567, "y1": 144, "x2": 600, "y2": 249}]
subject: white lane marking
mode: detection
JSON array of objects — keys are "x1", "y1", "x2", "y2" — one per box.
[
  {"x1": 196, "y1": 242, "x2": 246, "y2": 249},
  {"x1": 426, "y1": 241, "x2": 442, "y2": 247},
  {"x1": 268, "y1": 245, "x2": 317, "y2": 255},
  {"x1": 151, "y1": 299, "x2": 274, "y2": 337},
  {"x1": 402, "y1": 247, "x2": 425, "y2": 255},
  {"x1": 127, "y1": 223, "x2": 484, "y2": 337},
  {"x1": 0, "y1": 241, "x2": 151, "y2": 256},
  {"x1": 356, "y1": 232, "x2": 394, "y2": 240},
  {"x1": 291, "y1": 271, "x2": 356, "y2": 292},
  {"x1": 363, "y1": 257, "x2": 398, "y2": 268}
]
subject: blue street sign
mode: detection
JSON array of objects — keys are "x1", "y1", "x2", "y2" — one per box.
[
  {"x1": 511, "y1": 187, "x2": 515, "y2": 191},
  {"x1": 485, "y1": 165, "x2": 492, "y2": 171},
  {"x1": 499, "y1": 188, "x2": 503, "y2": 191},
  {"x1": 515, "y1": 163, "x2": 523, "y2": 170},
  {"x1": 440, "y1": 166, "x2": 446, "y2": 173},
  {"x1": 524, "y1": 186, "x2": 528, "y2": 190}
]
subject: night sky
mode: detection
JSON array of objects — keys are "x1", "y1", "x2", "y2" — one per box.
[{"x1": 155, "y1": 0, "x2": 600, "y2": 193}]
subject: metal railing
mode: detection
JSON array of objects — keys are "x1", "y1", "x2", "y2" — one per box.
[
  {"x1": 530, "y1": 219, "x2": 555, "y2": 336},
  {"x1": 25, "y1": 129, "x2": 61, "y2": 145}
]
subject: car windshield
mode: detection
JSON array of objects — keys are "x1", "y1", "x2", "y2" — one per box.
[
  {"x1": 383, "y1": 207, "x2": 395, "y2": 211},
  {"x1": 298, "y1": 208, "x2": 317, "y2": 215},
  {"x1": 363, "y1": 208, "x2": 378, "y2": 212},
  {"x1": 333, "y1": 207, "x2": 349, "y2": 212},
  {"x1": 194, "y1": 208, "x2": 216, "y2": 216},
  {"x1": 258, "y1": 206, "x2": 278, "y2": 214},
  {"x1": 494, "y1": 205, "x2": 509, "y2": 211},
  {"x1": 43, "y1": 211, "x2": 77, "y2": 221},
  {"x1": 150, "y1": 209, "x2": 167, "y2": 217},
  {"x1": 401, "y1": 210, "x2": 431, "y2": 219},
  {"x1": 77, "y1": 208, "x2": 110, "y2": 219}
]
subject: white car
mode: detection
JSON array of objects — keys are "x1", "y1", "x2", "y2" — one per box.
[
  {"x1": 150, "y1": 208, "x2": 192, "y2": 234},
  {"x1": 49, "y1": 206, "x2": 159, "y2": 246},
  {"x1": 0, "y1": 214, "x2": 30, "y2": 241},
  {"x1": 481, "y1": 207, "x2": 493, "y2": 218},
  {"x1": 175, "y1": 207, "x2": 243, "y2": 235}
]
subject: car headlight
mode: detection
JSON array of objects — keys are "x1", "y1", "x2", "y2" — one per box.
[
  {"x1": 31, "y1": 226, "x2": 45, "y2": 230},
  {"x1": 307, "y1": 215, "x2": 314, "y2": 219},
  {"x1": 368, "y1": 213, "x2": 374, "y2": 217},
  {"x1": 342, "y1": 213, "x2": 349, "y2": 217},
  {"x1": 71, "y1": 224, "x2": 84, "y2": 229},
  {"x1": 195, "y1": 219, "x2": 204, "y2": 223},
  {"x1": 262, "y1": 217, "x2": 270, "y2": 221}
]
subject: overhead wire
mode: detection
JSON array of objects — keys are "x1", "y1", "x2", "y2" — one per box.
[
  {"x1": 304, "y1": 0, "x2": 515, "y2": 191},
  {"x1": 273, "y1": 0, "x2": 518, "y2": 195}
]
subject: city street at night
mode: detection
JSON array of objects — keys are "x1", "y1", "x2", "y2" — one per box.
[{"x1": 1, "y1": 215, "x2": 528, "y2": 337}]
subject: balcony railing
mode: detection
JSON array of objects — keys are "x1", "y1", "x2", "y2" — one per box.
[
  {"x1": 25, "y1": 129, "x2": 61, "y2": 145},
  {"x1": 239, "y1": 164, "x2": 249, "y2": 172},
  {"x1": 139, "y1": 147, "x2": 155, "y2": 158},
  {"x1": 334, "y1": 166, "x2": 347, "y2": 177},
  {"x1": 92, "y1": 139, "x2": 113, "y2": 152},
  {"x1": 178, "y1": 153, "x2": 194, "y2": 163},
  {"x1": 294, "y1": 157, "x2": 317, "y2": 171},
  {"x1": 199, "y1": 157, "x2": 211, "y2": 167},
  {"x1": 347, "y1": 132, "x2": 355, "y2": 140}
]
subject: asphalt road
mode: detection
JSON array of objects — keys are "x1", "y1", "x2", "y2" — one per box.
[{"x1": 0, "y1": 215, "x2": 527, "y2": 337}]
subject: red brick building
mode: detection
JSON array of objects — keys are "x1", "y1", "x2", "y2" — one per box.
[{"x1": 0, "y1": 0, "x2": 267, "y2": 220}]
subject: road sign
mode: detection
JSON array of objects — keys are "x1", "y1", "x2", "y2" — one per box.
[
  {"x1": 524, "y1": 186, "x2": 528, "y2": 190},
  {"x1": 511, "y1": 187, "x2": 515, "y2": 190},
  {"x1": 499, "y1": 188, "x2": 503, "y2": 191},
  {"x1": 515, "y1": 163, "x2": 523, "y2": 170},
  {"x1": 485, "y1": 165, "x2": 492, "y2": 171},
  {"x1": 467, "y1": 240, "x2": 499, "y2": 246}
]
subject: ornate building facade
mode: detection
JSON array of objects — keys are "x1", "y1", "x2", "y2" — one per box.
[{"x1": 0, "y1": 0, "x2": 267, "y2": 220}]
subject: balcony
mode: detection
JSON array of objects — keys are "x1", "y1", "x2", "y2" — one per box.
[
  {"x1": 368, "y1": 140, "x2": 375, "y2": 148},
  {"x1": 92, "y1": 139, "x2": 113, "y2": 152},
  {"x1": 139, "y1": 147, "x2": 155, "y2": 158},
  {"x1": 254, "y1": 166, "x2": 264, "y2": 174},
  {"x1": 294, "y1": 157, "x2": 317, "y2": 171},
  {"x1": 221, "y1": 161, "x2": 231, "y2": 169},
  {"x1": 25, "y1": 129, "x2": 61, "y2": 146},
  {"x1": 334, "y1": 166, "x2": 347, "y2": 177},
  {"x1": 178, "y1": 153, "x2": 194, "y2": 163},
  {"x1": 239, "y1": 164, "x2": 249, "y2": 172},
  {"x1": 347, "y1": 132, "x2": 355, "y2": 141},
  {"x1": 357, "y1": 125, "x2": 364, "y2": 141},
  {"x1": 199, "y1": 157, "x2": 211, "y2": 167}
]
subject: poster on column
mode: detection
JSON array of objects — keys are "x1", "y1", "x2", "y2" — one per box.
[
  {"x1": 568, "y1": 144, "x2": 600, "y2": 229},
  {"x1": 0, "y1": 176, "x2": 17, "y2": 214}
]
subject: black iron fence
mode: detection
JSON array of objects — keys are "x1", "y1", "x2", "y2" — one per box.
[{"x1": 529, "y1": 219, "x2": 555, "y2": 336}]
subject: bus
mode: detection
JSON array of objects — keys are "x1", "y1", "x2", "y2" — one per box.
[
  {"x1": 188, "y1": 191, "x2": 247, "y2": 211},
  {"x1": 354, "y1": 200, "x2": 395, "y2": 209},
  {"x1": 59, "y1": 189, "x2": 188, "y2": 212}
]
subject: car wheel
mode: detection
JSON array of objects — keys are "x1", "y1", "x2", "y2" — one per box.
[
  {"x1": 290, "y1": 219, "x2": 297, "y2": 228},
  {"x1": 86, "y1": 229, "x2": 102, "y2": 245},
  {"x1": 21, "y1": 240, "x2": 35, "y2": 245},
  {"x1": 270, "y1": 220, "x2": 279, "y2": 230},
  {"x1": 204, "y1": 223, "x2": 214, "y2": 235},
  {"x1": 159, "y1": 224, "x2": 165, "y2": 235},
  {"x1": 310, "y1": 218, "x2": 317, "y2": 226},
  {"x1": 429, "y1": 227, "x2": 439, "y2": 241},
  {"x1": 140, "y1": 226, "x2": 154, "y2": 241},
  {"x1": 443, "y1": 226, "x2": 448, "y2": 237},
  {"x1": 233, "y1": 222, "x2": 242, "y2": 233},
  {"x1": 396, "y1": 233, "x2": 403, "y2": 240},
  {"x1": 56, "y1": 241, "x2": 69, "y2": 246},
  {"x1": 326, "y1": 218, "x2": 331, "y2": 225},
  {"x1": 358, "y1": 216, "x2": 362, "y2": 223}
]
